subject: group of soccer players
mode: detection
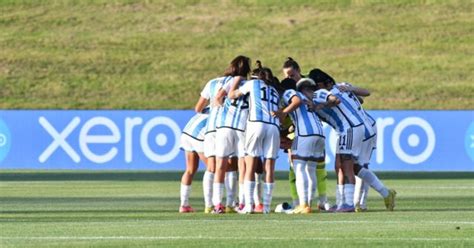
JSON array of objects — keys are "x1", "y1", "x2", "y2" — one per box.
[{"x1": 179, "y1": 55, "x2": 397, "y2": 214}]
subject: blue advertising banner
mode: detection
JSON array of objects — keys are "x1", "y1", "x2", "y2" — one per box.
[{"x1": 0, "y1": 110, "x2": 473, "y2": 171}]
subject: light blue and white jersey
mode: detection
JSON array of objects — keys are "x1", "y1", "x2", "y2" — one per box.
[
  {"x1": 313, "y1": 84, "x2": 374, "y2": 139},
  {"x1": 282, "y1": 89, "x2": 324, "y2": 137},
  {"x1": 200, "y1": 76, "x2": 232, "y2": 134},
  {"x1": 364, "y1": 110, "x2": 377, "y2": 139},
  {"x1": 182, "y1": 113, "x2": 209, "y2": 141},
  {"x1": 216, "y1": 77, "x2": 249, "y2": 131},
  {"x1": 239, "y1": 79, "x2": 280, "y2": 127}
]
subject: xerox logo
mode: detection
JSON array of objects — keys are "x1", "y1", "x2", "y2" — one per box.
[
  {"x1": 0, "y1": 118, "x2": 11, "y2": 164},
  {"x1": 38, "y1": 116, "x2": 181, "y2": 164}
]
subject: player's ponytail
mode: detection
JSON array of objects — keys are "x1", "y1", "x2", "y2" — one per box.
[{"x1": 283, "y1": 57, "x2": 300, "y2": 71}]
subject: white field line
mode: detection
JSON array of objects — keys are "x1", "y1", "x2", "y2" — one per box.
[
  {"x1": 1, "y1": 220, "x2": 473, "y2": 225},
  {"x1": 394, "y1": 186, "x2": 474, "y2": 189},
  {"x1": 0, "y1": 236, "x2": 472, "y2": 242}
]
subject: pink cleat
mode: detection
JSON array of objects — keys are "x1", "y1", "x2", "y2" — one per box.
[{"x1": 179, "y1": 205, "x2": 195, "y2": 213}]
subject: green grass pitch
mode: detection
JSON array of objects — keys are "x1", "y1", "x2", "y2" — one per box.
[{"x1": 0, "y1": 171, "x2": 473, "y2": 247}]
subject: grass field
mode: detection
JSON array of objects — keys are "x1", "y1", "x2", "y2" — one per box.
[
  {"x1": 1, "y1": 0, "x2": 473, "y2": 110},
  {"x1": 1, "y1": 171, "x2": 473, "y2": 247}
]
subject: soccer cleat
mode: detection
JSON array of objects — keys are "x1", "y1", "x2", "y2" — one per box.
[
  {"x1": 291, "y1": 204, "x2": 311, "y2": 214},
  {"x1": 254, "y1": 203, "x2": 264, "y2": 213},
  {"x1": 212, "y1": 204, "x2": 225, "y2": 214},
  {"x1": 234, "y1": 203, "x2": 245, "y2": 212},
  {"x1": 355, "y1": 203, "x2": 368, "y2": 213},
  {"x1": 179, "y1": 205, "x2": 195, "y2": 213},
  {"x1": 317, "y1": 201, "x2": 332, "y2": 211},
  {"x1": 225, "y1": 206, "x2": 237, "y2": 214},
  {"x1": 204, "y1": 207, "x2": 213, "y2": 214},
  {"x1": 327, "y1": 204, "x2": 338, "y2": 213},
  {"x1": 336, "y1": 204, "x2": 355, "y2": 213},
  {"x1": 237, "y1": 205, "x2": 254, "y2": 214},
  {"x1": 384, "y1": 189, "x2": 397, "y2": 211}
]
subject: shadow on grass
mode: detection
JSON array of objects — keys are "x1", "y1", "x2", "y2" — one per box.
[{"x1": 1, "y1": 171, "x2": 474, "y2": 181}]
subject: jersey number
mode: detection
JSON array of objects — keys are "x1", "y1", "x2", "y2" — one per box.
[{"x1": 260, "y1": 87, "x2": 279, "y2": 106}]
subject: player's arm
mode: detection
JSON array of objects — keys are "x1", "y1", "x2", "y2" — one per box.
[
  {"x1": 228, "y1": 76, "x2": 246, "y2": 99},
  {"x1": 272, "y1": 95, "x2": 301, "y2": 121},
  {"x1": 213, "y1": 88, "x2": 227, "y2": 107},
  {"x1": 337, "y1": 83, "x2": 370, "y2": 97},
  {"x1": 194, "y1": 97, "x2": 209, "y2": 113}
]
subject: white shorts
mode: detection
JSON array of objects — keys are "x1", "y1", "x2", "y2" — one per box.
[
  {"x1": 203, "y1": 132, "x2": 216, "y2": 158},
  {"x1": 357, "y1": 134, "x2": 377, "y2": 165},
  {"x1": 180, "y1": 134, "x2": 204, "y2": 153},
  {"x1": 215, "y1": 127, "x2": 245, "y2": 158},
  {"x1": 335, "y1": 125, "x2": 364, "y2": 160},
  {"x1": 291, "y1": 135, "x2": 325, "y2": 160},
  {"x1": 245, "y1": 122, "x2": 280, "y2": 159}
]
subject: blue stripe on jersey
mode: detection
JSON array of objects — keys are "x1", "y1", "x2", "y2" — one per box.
[
  {"x1": 300, "y1": 105, "x2": 314, "y2": 134},
  {"x1": 191, "y1": 117, "x2": 207, "y2": 137},
  {"x1": 323, "y1": 108, "x2": 344, "y2": 133},
  {"x1": 338, "y1": 95, "x2": 365, "y2": 125},
  {"x1": 266, "y1": 86, "x2": 271, "y2": 123},
  {"x1": 253, "y1": 81, "x2": 263, "y2": 120}
]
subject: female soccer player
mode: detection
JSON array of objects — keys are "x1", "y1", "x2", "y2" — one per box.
[
  {"x1": 195, "y1": 74, "x2": 230, "y2": 213},
  {"x1": 282, "y1": 58, "x2": 331, "y2": 211},
  {"x1": 210, "y1": 55, "x2": 251, "y2": 214},
  {"x1": 179, "y1": 109, "x2": 209, "y2": 213},
  {"x1": 228, "y1": 62, "x2": 281, "y2": 214},
  {"x1": 272, "y1": 77, "x2": 325, "y2": 214}
]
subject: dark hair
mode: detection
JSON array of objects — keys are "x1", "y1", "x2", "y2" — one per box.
[
  {"x1": 251, "y1": 60, "x2": 278, "y2": 87},
  {"x1": 280, "y1": 78, "x2": 296, "y2": 91},
  {"x1": 282, "y1": 57, "x2": 300, "y2": 71},
  {"x1": 308, "y1": 68, "x2": 335, "y2": 86},
  {"x1": 224, "y1": 55, "x2": 251, "y2": 77}
]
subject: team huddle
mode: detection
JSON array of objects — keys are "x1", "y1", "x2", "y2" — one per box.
[{"x1": 179, "y1": 56, "x2": 396, "y2": 214}]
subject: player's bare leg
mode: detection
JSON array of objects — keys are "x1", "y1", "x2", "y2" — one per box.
[
  {"x1": 179, "y1": 151, "x2": 201, "y2": 213},
  {"x1": 212, "y1": 156, "x2": 229, "y2": 213},
  {"x1": 262, "y1": 158, "x2": 276, "y2": 214},
  {"x1": 224, "y1": 157, "x2": 238, "y2": 213}
]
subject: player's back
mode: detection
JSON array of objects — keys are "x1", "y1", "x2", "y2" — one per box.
[
  {"x1": 282, "y1": 89, "x2": 324, "y2": 137},
  {"x1": 216, "y1": 77, "x2": 249, "y2": 131},
  {"x1": 242, "y1": 79, "x2": 280, "y2": 127},
  {"x1": 201, "y1": 76, "x2": 232, "y2": 134}
]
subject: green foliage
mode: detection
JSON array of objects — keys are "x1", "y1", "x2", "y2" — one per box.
[
  {"x1": 1, "y1": 0, "x2": 473, "y2": 109},
  {"x1": 1, "y1": 171, "x2": 473, "y2": 247}
]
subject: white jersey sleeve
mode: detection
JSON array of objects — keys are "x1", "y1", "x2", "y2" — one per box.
[
  {"x1": 313, "y1": 89, "x2": 331, "y2": 104},
  {"x1": 239, "y1": 80, "x2": 253, "y2": 95},
  {"x1": 200, "y1": 80, "x2": 212, "y2": 99},
  {"x1": 282, "y1": 89, "x2": 298, "y2": 106}
]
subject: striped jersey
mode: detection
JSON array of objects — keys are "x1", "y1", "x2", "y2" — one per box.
[
  {"x1": 239, "y1": 79, "x2": 280, "y2": 127},
  {"x1": 216, "y1": 77, "x2": 249, "y2": 131},
  {"x1": 313, "y1": 83, "x2": 375, "y2": 139},
  {"x1": 200, "y1": 76, "x2": 232, "y2": 134},
  {"x1": 182, "y1": 113, "x2": 209, "y2": 141},
  {"x1": 282, "y1": 89, "x2": 324, "y2": 137}
]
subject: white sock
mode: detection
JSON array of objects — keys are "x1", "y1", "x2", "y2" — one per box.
[
  {"x1": 307, "y1": 162, "x2": 317, "y2": 206},
  {"x1": 358, "y1": 168, "x2": 389, "y2": 198},
  {"x1": 294, "y1": 160, "x2": 308, "y2": 206},
  {"x1": 225, "y1": 171, "x2": 238, "y2": 207},
  {"x1": 354, "y1": 176, "x2": 363, "y2": 205},
  {"x1": 263, "y1": 183, "x2": 274, "y2": 211},
  {"x1": 180, "y1": 184, "x2": 191, "y2": 206},
  {"x1": 254, "y1": 173, "x2": 263, "y2": 205},
  {"x1": 244, "y1": 180, "x2": 256, "y2": 208},
  {"x1": 203, "y1": 171, "x2": 214, "y2": 208},
  {"x1": 212, "y1": 183, "x2": 224, "y2": 207},
  {"x1": 239, "y1": 183, "x2": 245, "y2": 205},
  {"x1": 344, "y1": 184, "x2": 355, "y2": 206},
  {"x1": 336, "y1": 184, "x2": 344, "y2": 207},
  {"x1": 360, "y1": 181, "x2": 370, "y2": 208}
]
